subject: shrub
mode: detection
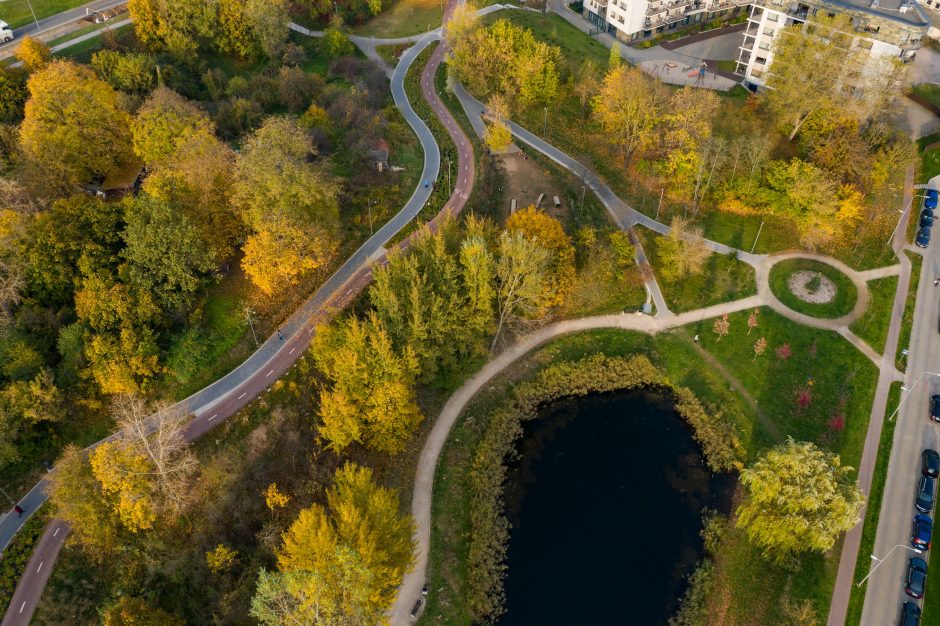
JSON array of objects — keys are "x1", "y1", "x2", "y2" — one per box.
[
  {"x1": 281, "y1": 42, "x2": 307, "y2": 66},
  {"x1": 668, "y1": 560, "x2": 714, "y2": 626},
  {"x1": 278, "y1": 66, "x2": 322, "y2": 113}
]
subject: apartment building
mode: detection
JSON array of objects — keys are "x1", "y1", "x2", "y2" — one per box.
[
  {"x1": 735, "y1": 0, "x2": 929, "y2": 88},
  {"x1": 583, "y1": 0, "x2": 750, "y2": 41}
]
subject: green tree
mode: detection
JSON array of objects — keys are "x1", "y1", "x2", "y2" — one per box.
[
  {"x1": 313, "y1": 313, "x2": 423, "y2": 453},
  {"x1": 121, "y1": 195, "x2": 215, "y2": 316},
  {"x1": 19, "y1": 60, "x2": 134, "y2": 186},
  {"x1": 131, "y1": 87, "x2": 214, "y2": 167},
  {"x1": 91, "y1": 51, "x2": 157, "y2": 94},
  {"x1": 608, "y1": 42, "x2": 621, "y2": 70},
  {"x1": 102, "y1": 596, "x2": 185, "y2": 626},
  {"x1": 484, "y1": 120, "x2": 512, "y2": 153},
  {"x1": 593, "y1": 65, "x2": 664, "y2": 168},
  {"x1": 323, "y1": 19, "x2": 355, "y2": 58},
  {"x1": 736, "y1": 438, "x2": 864, "y2": 564},
  {"x1": 233, "y1": 116, "x2": 340, "y2": 294},
  {"x1": 0, "y1": 68, "x2": 28, "y2": 123}
]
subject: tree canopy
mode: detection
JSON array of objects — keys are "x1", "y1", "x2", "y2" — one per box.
[{"x1": 736, "y1": 438, "x2": 864, "y2": 564}]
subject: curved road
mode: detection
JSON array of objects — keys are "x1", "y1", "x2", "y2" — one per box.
[{"x1": 1, "y1": 27, "x2": 454, "y2": 626}]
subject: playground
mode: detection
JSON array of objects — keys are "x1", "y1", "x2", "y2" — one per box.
[{"x1": 639, "y1": 60, "x2": 737, "y2": 91}]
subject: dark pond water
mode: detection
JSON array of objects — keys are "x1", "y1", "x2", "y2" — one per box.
[{"x1": 497, "y1": 391, "x2": 735, "y2": 626}]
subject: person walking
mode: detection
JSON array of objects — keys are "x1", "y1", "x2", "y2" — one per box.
[
  {"x1": 14, "y1": 504, "x2": 24, "y2": 517},
  {"x1": 934, "y1": 277, "x2": 939, "y2": 286}
]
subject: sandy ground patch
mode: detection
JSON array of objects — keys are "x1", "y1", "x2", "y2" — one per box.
[
  {"x1": 788, "y1": 270, "x2": 836, "y2": 304},
  {"x1": 497, "y1": 150, "x2": 569, "y2": 223}
]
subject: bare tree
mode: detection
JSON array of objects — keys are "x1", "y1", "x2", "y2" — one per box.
[{"x1": 111, "y1": 394, "x2": 198, "y2": 516}]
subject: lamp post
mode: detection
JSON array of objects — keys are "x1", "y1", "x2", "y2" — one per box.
[
  {"x1": 543, "y1": 107, "x2": 548, "y2": 137},
  {"x1": 244, "y1": 307, "x2": 259, "y2": 347},
  {"x1": 889, "y1": 371, "x2": 940, "y2": 421},
  {"x1": 25, "y1": 0, "x2": 41, "y2": 33},
  {"x1": 888, "y1": 192, "x2": 926, "y2": 249},
  {"x1": 856, "y1": 544, "x2": 923, "y2": 588}
]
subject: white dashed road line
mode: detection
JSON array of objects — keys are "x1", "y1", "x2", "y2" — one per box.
[
  {"x1": 208, "y1": 414, "x2": 217, "y2": 421},
  {"x1": 237, "y1": 392, "x2": 246, "y2": 400}
]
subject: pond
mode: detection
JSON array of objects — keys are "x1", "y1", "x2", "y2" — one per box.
[{"x1": 498, "y1": 391, "x2": 735, "y2": 625}]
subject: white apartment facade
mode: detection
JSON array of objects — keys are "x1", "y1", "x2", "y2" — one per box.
[
  {"x1": 735, "y1": 0, "x2": 929, "y2": 88},
  {"x1": 583, "y1": 0, "x2": 751, "y2": 41}
]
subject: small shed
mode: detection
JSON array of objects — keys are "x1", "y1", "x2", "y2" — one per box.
[{"x1": 368, "y1": 139, "x2": 390, "y2": 172}]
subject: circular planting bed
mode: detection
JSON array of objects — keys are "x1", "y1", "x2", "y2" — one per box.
[{"x1": 769, "y1": 259, "x2": 858, "y2": 319}]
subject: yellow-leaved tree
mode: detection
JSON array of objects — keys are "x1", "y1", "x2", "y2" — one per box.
[
  {"x1": 505, "y1": 206, "x2": 575, "y2": 309},
  {"x1": 19, "y1": 60, "x2": 134, "y2": 187},
  {"x1": 736, "y1": 438, "x2": 864, "y2": 565},
  {"x1": 250, "y1": 463, "x2": 416, "y2": 625},
  {"x1": 232, "y1": 116, "x2": 340, "y2": 295},
  {"x1": 313, "y1": 313, "x2": 423, "y2": 454}
]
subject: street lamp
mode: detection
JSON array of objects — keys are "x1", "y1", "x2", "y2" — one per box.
[
  {"x1": 25, "y1": 0, "x2": 41, "y2": 33},
  {"x1": 244, "y1": 307, "x2": 259, "y2": 347},
  {"x1": 889, "y1": 371, "x2": 940, "y2": 421},
  {"x1": 888, "y1": 192, "x2": 927, "y2": 248},
  {"x1": 856, "y1": 544, "x2": 923, "y2": 588}
]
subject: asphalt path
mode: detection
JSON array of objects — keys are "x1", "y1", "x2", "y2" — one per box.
[
  {"x1": 0, "y1": 33, "x2": 442, "y2": 626},
  {"x1": 856, "y1": 173, "x2": 940, "y2": 626}
]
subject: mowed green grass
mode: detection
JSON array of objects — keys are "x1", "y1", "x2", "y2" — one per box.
[
  {"x1": 0, "y1": 0, "x2": 87, "y2": 29},
  {"x1": 769, "y1": 258, "x2": 858, "y2": 319},
  {"x1": 919, "y1": 133, "x2": 940, "y2": 183},
  {"x1": 850, "y1": 276, "x2": 898, "y2": 355},
  {"x1": 896, "y1": 251, "x2": 923, "y2": 370},
  {"x1": 636, "y1": 226, "x2": 757, "y2": 313}
]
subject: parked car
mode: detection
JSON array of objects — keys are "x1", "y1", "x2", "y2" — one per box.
[
  {"x1": 931, "y1": 395, "x2": 940, "y2": 422},
  {"x1": 912, "y1": 514, "x2": 932, "y2": 550},
  {"x1": 916, "y1": 226, "x2": 931, "y2": 248},
  {"x1": 926, "y1": 189, "x2": 939, "y2": 210},
  {"x1": 410, "y1": 598, "x2": 423, "y2": 620},
  {"x1": 906, "y1": 557, "x2": 929, "y2": 599},
  {"x1": 925, "y1": 449, "x2": 940, "y2": 478},
  {"x1": 901, "y1": 600, "x2": 922, "y2": 626},
  {"x1": 0, "y1": 21, "x2": 12, "y2": 44},
  {"x1": 921, "y1": 212, "x2": 935, "y2": 228},
  {"x1": 917, "y1": 476, "x2": 936, "y2": 513}
]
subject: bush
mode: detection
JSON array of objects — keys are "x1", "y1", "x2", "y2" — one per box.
[
  {"x1": 91, "y1": 50, "x2": 157, "y2": 94},
  {"x1": 278, "y1": 66, "x2": 322, "y2": 113},
  {"x1": 214, "y1": 97, "x2": 263, "y2": 139},
  {"x1": 668, "y1": 560, "x2": 714, "y2": 626},
  {"x1": 281, "y1": 43, "x2": 307, "y2": 67}
]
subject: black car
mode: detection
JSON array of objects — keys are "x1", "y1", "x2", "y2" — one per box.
[
  {"x1": 917, "y1": 476, "x2": 936, "y2": 513},
  {"x1": 922, "y1": 212, "x2": 935, "y2": 228},
  {"x1": 931, "y1": 395, "x2": 940, "y2": 422},
  {"x1": 917, "y1": 226, "x2": 932, "y2": 248},
  {"x1": 912, "y1": 514, "x2": 933, "y2": 550},
  {"x1": 925, "y1": 449, "x2": 940, "y2": 478},
  {"x1": 901, "y1": 600, "x2": 922, "y2": 626},
  {"x1": 907, "y1": 557, "x2": 929, "y2": 599}
]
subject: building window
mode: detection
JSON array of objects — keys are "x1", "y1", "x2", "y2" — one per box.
[
  {"x1": 643, "y1": 29, "x2": 652, "y2": 36},
  {"x1": 766, "y1": 12, "x2": 778, "y2": 21},
  {"x1": 764, "y1": 27, "x2": 774, "y2": 35},
  {"x1": 758, "y1": 42, "x2": 770, "y2": 50},
  {"x1": 751, "y1": 69, "x2": 763, "y2": 78},
  {"x1": 755, "y1": 56, "x2": 767, "y2": 64}
]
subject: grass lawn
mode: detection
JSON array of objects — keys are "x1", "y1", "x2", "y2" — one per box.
[
  {"x1": 0, "y1": 0, "x2": 87, "y2": 29},
  {"x1": 55, "y1": 23, "x2": 134, "y2": 62},
  {"x1": 845, "y1": 383, "x2": 901, "y2": 626},
  {"x1": 849, "y1": 276, "x2": 898, "y2": 354},
  {"x1": 423, "y1": 303, "x2": 879, "y2": 624},
  {"x1": 896, "y1": 251, "x2": 923, "y2": 371},
  {"x1": 769, "y1": 258, "x2": 858, "y2": 319},
  {"x1": 919, "y1": 133, "x2": 940, "y2": 184},
  {"x1": 636, "y1": 225, "x2": 757, "y2": 313},
  {"x1": 912, "y1": 84, "x2": 940, "y2": 111},
  {"x1": 355, "y1": 0, "x2": 444, "y2": 37},
  {"x1": 698, "y1": 210, "x2": 800, "y2": 254}
]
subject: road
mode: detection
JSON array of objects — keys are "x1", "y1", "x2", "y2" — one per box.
[
  {"x1": 857, "y1": 173, "x2": 940, "y2": 626},
  {"x1": 0, "y1": 0, "x2": 125, "y2": 49},
  {"x1": 0, "y1": 29, "x2": 444, "y2": 626}
]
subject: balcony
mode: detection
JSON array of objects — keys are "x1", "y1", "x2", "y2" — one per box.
[{"x1": 740, "y1": 39, "x2": 754, "y2": 50}]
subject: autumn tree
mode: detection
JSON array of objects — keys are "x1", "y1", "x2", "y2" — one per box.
[
  {"x1": 91, "y1": 50, "x2": 156, "y2": 94},
  {"x1": 712, "y1": 313, "x2": 729, "y2": 341},
  {"x1": 46, "y1": 445, "x2": 124, "y2": 560},
  {"x1": 753, "y1": 337, "x2": 767, "y2": 361},
  {"x1": 206, "y1": 544, "x2": 239, "y2": 574},
  {"x1": 492, "y1": 230, "x2": 550, "y2": 349},
  {"x1": 102, "y1": 597, "x2": 184, "y2": 626},
  {"x1": 505, "y1": 206, "x2": 575, "y2": 309},
  {"x1": 131, "y1": 87, "x2": 214, "y2": 167},
  {"x1": 736, "y1": 438, "x2": 864, "y2": 564},
  {"x1": 747, "y1": 309, "x2": 759, "y2": 335},
  {"x1": 764, "y1": 15, "x2": 897, "y2": 141},
  {"x1": 593, "y1": 66, "x2": 664, "y2": 168},
  {"x1": 233, "y1": 116, "x2": 340, "y2": 295},
  {"x1": 0, "y1": 209, "x2": 25, "y2": 323},
  {"x1": 656, "y1": 216, "x2": 712, "y2": 282},
  {"x1": 0, "y1": 68, "x2": 28, "y2": 123},
  {"x1": 19, "y1": 60, "x2": 134, "y2": 187},
  {"x1": 15, "y1": 36, "x2": 51, "y2": 72},
  {"x1": 450, "y1": 19, "x2": 561, "y2": 110},
  {"x1": 313, "y1": 313, "x2": 423, "y2": 453},
  {"x1": 254, "y1": 463, "x2": 415, "y2": 624},
  {"x1": 446, "y1": 1, "x2": 480, "y2": 45}
]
